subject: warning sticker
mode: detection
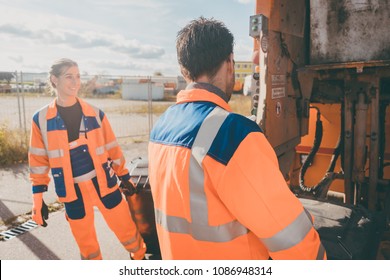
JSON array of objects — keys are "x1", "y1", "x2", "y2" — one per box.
[
  {"x1": 272, "y1": 75, "x2": 286, "y2": 86},
  {"x1": 272, "y1": 87, "x2": 286, "y2": 99}
]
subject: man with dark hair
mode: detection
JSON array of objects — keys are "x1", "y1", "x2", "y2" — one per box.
[
  {"x1": 176, "y1": 16, "x2": 235, "y2": 85},
  {"x1": 148, "y1": 17, "x2": 326, "y2": 260}
]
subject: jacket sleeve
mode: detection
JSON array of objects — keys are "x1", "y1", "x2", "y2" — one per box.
[
  {"x1": 100, "y1": 111, "x2": 130, "y2": 181},
  {"x1": 217, "y1": 131, "x2": 326, "y2": 260},
  {"x1": 28, "y1": 116, "x2": 50, "y2": 193}
]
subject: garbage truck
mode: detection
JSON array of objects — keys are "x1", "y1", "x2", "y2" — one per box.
[{"x1": 248, "y1": 0, "x2": 390, "y2": 259}]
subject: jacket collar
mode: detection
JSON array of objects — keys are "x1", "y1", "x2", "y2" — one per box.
[
  {"x1": 46, "y1": 97, "x2": 97, "y2": 119},
  {"x1": 176, "y1": 82, "x2": 232, "y2": 112}
]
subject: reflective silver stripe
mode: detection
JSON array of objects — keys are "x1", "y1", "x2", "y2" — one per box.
[
  {"x1": 317, "y1": 243, "x2": 326, "y2": 260},
  {"x1": 122, "y1": 231, "x2": 140, "y2": 247},
  {"x1": 309, "y1": 202, "x2": 327, "y2": 260},
  {"x1": 30, "y1": 166, "x2": 49, "y2": 174},
  {"x1": 190, "y1": 106, "x2": 229, "y2": 222},
  {"x1": 128, "y1": 243, "x2": 141, "y2": 253},
  {"x1": 73, "y1": 170, "x2": 97, "y2": 183},
  {"x1": 105, "y1": 140, "x2": 118, "y2": 151},
  {"x1": 156, "y1": 106, "x2": 248, "y2": 242},
  {"x1": 37, "y1": 106, "x2": 64, "y2": 159},
  {"x1": 47, "y1": 149, "x2": 64, "y2": 159},
  {"x1": 79, "y1": 119, "x2": 86, "y2": 138},
  {"x1": 96, "y1": 146, "x2": 105, "y2": 155},
  {"x1": 97, "y1": 144, "x2": 123, "y2": 160},
  {"x1": 79, "y1": 105, "x2": 101, "y2": 135},
  {"x1": 29, "y1": 147, "x2": 47, "y2": 156},
  {"x1": 155, "y1": 208, "x2": 248, "y2": 242},
  {"x1": 305, "y1": 207, "x2": 325, "y2": 258},
  {"x1": 304, "y1": 208, "x2": 313, "y2": 224},
  {"x1": 38, "y1": 105, "x2": 49, "y2": 150},
  {"x1": 80, "y1": 117, "x2": 86, "y2": 132},
  {"x1": 260, "y1": 210, "x2": 313, "y2": 252},
  {"x1": 112, "y1": 156, "x2": 124, "y2": 167},
  {"x1": 91, "y1": 105, "x2": 102, "y2": 127},
  {"x1": 123, "y1": 232, "x2": 142, "y2": 253},
  {"x1": 81, "y1": 249, "x2": 101, "y2": 260}
]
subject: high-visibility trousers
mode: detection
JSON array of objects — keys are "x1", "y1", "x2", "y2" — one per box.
[
  {"x1": 64, "y1": 137, "x2": 145, "y2": 260},
  {"x1": 64, "y1": 179, "x2": 146, "y2": 260}
]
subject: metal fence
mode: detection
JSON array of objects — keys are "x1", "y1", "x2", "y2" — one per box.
[{"x1": 0, "y1": 72, "x2": 183, "y2": 140}]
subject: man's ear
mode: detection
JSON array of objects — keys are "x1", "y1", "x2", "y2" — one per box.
[
  {"x1": 180, "y1": 68, "x2": 192, "y2": 83},
  {"x1": 227, "y1": 53, "x2": 235, "y2": 73}
]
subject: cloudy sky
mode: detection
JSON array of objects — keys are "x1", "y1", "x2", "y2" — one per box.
[{"x1": 0, "y1": 0, "x2": 256, "y2": 77}]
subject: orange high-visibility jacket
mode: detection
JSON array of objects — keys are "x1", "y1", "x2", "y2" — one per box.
[
  {"x1": 29, "y1": 97, "x2": 130, "y2": 202},
  {"x1": 148, "y1": 85, "x2": 326, "y2": 260}
]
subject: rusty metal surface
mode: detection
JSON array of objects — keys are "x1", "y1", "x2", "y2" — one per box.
[
  {"x1": 269, "y1": 0, "x2": 307, "y2": 37},
  {"x1": 343, "y1": 85, "x2": 355, "y2": 204},
  {"x1": 310, "y1": 0, "x2": 390, "y2": 64},
  {"x1": 369, "y1": 79, "x2": 380, "y2": 210},
  {"x1": 262, "y1": 30, "x2": 302, "y2": 151},
  {"x1": 353, "y1": 90, "x2": 369, "y2": 186},
  {"x1": 305, "y1": 60, "x2": 390, "y2": 72}
]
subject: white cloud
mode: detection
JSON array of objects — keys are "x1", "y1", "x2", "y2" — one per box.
[
  {"x1": 0, "y1": 23, "x2": 164, "y2": 59},
  {"x1": 235, "y1": 0, "x2": 254, "y2": 4},
  {"x1": 0, "y1": 1, "x2": 255, "y2": 76},
  {"x1": 91, "y1": 0, "x2": 167, "y2": 9},
  {"x1": 8, "y1": 55, "x2": 24, "y2": 64}
]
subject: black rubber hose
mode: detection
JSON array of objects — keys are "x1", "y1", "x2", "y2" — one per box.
[
  {"x1": 310, "y1": 134, "x2": 342, "y2": 196},
  {"x1": 326, "y1": 134, "x2": 342, "y2": 173},
  {"x1": 299, "y1": 107, "x2": 323, "y2": 193}
]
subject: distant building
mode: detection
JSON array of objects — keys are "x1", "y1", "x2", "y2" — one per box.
[{"x1": 234, "y1": 61, "x2": 253, "y2": 93}]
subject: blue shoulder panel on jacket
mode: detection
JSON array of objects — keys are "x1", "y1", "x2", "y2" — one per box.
[
  {"x1": 84, "y1": 116, "x2": 101, "y2": 132},
  {"x1": 47, "y1": 115, "x2": 66, "y2": 132},
  {"x1": 32, "y1": 111, "x2": 40, "y2": 129},
  {"x1": 99, "y1": 110, "x2": 105, "y2": 121},
  {"x1": 208, "y1": 113, "x2": 263, "y2": 165},
  {"x1": 150, "y1": 102, "x2": 215, "y2": 148}
]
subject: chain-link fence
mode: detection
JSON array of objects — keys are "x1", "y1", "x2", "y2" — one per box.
[{"x1": 0, "y1": 72, "x2": 186, "y2": 141}]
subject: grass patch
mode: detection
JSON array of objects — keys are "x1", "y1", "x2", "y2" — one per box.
[
  {"x1": 229, "y1": 94, "x2": 252, "y2": 116},
  {"x1": 104, "y1": 94, "x2": 252, "y2": 116},
  {"x1": 105, "y1": 102, "x2": 174, "y2": 115},
  {"x1": 0, "y1": 123, "x2": 28, "y2": 167}
]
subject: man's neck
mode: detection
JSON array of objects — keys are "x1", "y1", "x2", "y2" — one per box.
[
  {"x1": 196, "y1": 76, "x2": 225, "y2": 91},
  {"x1": 194, "y1": 76, "x2": 228, "y2": 98},
  {"x1": 186, "y1": 82, "x2": 229, "y2": 103}
]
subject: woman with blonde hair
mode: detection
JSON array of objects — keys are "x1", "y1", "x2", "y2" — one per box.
[{"x1": 29, "y1": 58, "x2": 146, "y2": 260}]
